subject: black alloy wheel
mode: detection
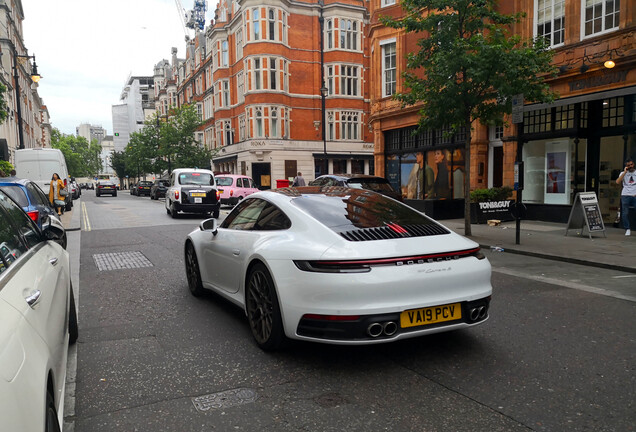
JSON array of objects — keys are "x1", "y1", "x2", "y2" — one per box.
[
  {"x1": 170, "y1": 202, "x2": 178, "y2": 218},
  {"x1": 185, "y1": 242, "x2": 205, "y2": 296},
  {"x1": 45, "y1": 391, "x2": 61, "y2": 432},
  {"x1": 246, "y1": 263, "x2": 285, "y2": 350}
]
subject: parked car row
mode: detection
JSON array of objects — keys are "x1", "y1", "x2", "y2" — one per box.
[{"x1": 0, "y1": 187, "x2": 77, "y2": 432}]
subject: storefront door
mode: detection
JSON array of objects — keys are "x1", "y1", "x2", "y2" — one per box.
[
  {"x1": 251, "y1": 163, "x2": 271, "y2": 190},
  {"x1": 597, "y1": 136, "x2": 625, "y2": 223}
]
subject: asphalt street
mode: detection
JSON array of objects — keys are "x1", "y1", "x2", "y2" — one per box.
[{"x1": 66, "y1": 191, "x2": 635, "y2": 432}]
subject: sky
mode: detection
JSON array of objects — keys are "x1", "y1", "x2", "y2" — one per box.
[{"x1": 22, "y1": 0, "x2": 211, "y2": 136}]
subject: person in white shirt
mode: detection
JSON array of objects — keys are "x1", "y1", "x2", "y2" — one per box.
[{"x1": 616, "y1": 158, "x2": 636, "y2": 236}]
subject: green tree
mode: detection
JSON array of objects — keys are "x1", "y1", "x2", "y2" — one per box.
[
  {"x1": 0, "y1": 83, "x2": 9, "y2": 124},
  {"x1": 0, "y1": 160, "x2": 14, "y2": 176},
  {"x1": 125, "y1": 131, "x2": 155, "y2": 181},
  {"x1": 161, "y1": 104, "x2": 213, "y2": 172},
  {"x1": 382, "y1": 0, "x2": 556, "y2": 235},
  {"x1": 110, "y1": 150, "x2": 131, "y2": 183},
  {"x1": 51, "y1": 128, "x2": 103, "y2": 178}
]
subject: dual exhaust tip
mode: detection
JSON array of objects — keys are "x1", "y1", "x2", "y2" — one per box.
[
  {"x1": 367, "y1": 321, "x2": 397, "y2": 338},
  {"x1": 469, "y1": 306, "x2": 488, "y2": 322}
]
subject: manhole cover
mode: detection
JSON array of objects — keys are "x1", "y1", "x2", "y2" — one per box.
[
  {"x1": 192, "y1": 388, "x2": 258, "y2": 412},
  {"x1": 93, "y1": 251, "x2": 153, "y2": 271}
]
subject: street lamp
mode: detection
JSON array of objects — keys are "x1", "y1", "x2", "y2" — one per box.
[
  {"x1": 12, "y1": 51, "x2": 41, "y2": 149},
  {"x1": 320, "y1": 84, "x2": 328, "y2": 175}
]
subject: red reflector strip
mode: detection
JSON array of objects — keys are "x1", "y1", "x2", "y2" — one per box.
[
  {"x1": 315, "y1": 247, "x2": 481, "y2": 266},
  {"x1": 386, "y1": 222, "x2": 408, "y2": 234},
  {"x1": 302, "y1": 314, "x2": 360, "y2": 321},
  {"x1": 27, "y1": 211, "x2": 38, "y2": 222}
]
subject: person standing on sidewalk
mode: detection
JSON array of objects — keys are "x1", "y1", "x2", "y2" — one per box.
[
  {"x1": 292, "y1": 172, "x2": 306, "y2": 187},
  {"x1": 616, "y1": 158, "x2": 636, "y2": 236}
]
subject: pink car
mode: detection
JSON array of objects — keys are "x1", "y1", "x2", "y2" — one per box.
[{"x1": 215, "y1": 174, "x2": 260, "y2": 206}]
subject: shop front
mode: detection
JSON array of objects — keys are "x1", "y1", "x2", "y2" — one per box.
[
  {"x1": 384, "y1": 125, "x2": 467, "y2": 219},
  {"x1": 521, "y1": 89, "x2": 636, "y2": 224}
]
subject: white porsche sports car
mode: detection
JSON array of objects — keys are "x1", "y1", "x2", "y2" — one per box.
[{"x1": 184, "y1": 187, "x2": 492, "y2": 350}]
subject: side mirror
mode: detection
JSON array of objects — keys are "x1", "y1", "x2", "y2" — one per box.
[
  {"x1": 42, "y1": 215, "x2": 65, "y2": 242},
  {"x1": 199, "y1": 218, "x2": 218, "y2": 236}
]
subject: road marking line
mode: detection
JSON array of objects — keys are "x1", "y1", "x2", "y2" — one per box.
[
  {"x1": 81, "y1": 201, "x2": 91, "y2": 231},
  {"x1": 612, "y1": 275, "x2": 636, "y2": 279},
  {"x1": 493, "y1": 268, "x2": 636, "y2": 302}
]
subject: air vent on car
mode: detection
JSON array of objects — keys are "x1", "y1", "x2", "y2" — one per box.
[{"x1": 339, "y1": 223, "x2": 450, "y2": 241}]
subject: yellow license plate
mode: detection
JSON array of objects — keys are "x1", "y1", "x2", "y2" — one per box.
[
  {"x1": 190, "y1": 192, "x2": 206, "y2": 197},
  {"x1": 400, "y1": 303, "x2": 461, "y2": 328}
]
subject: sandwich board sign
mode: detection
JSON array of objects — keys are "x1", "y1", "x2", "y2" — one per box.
[{"x1": 565, "y1": 192, "x2": 606, "y2": 239}]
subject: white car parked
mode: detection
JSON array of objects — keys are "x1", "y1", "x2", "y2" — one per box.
[
  {"x1": 184, "y1": 187, "x2": 492, "y2": 350},
  {"x1": 0, "y1": 189, "x2": 78, "y2": 432}
]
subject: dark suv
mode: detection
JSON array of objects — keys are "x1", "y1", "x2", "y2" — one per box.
[
  {"x1": 135, "y1": 180, "x2": 153, "y2": 197},
  {"x1": 150, "y1": 179, "x2": 170, "y2": 200},
  {"x1": 308, "y1": 174, "x2": 402, "y2": 201}
]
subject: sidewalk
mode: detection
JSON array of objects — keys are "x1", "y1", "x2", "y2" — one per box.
[
  {"x1": 442, "y1": 218, "x2": 636, "y2": 274},
  {"x1": 58, "y1": 199, "x2": 82, "y2": 232}
]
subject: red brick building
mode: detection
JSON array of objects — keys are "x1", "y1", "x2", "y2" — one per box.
[{"x1": 368, "y1": 0, "x2": 636, "y2": 222}]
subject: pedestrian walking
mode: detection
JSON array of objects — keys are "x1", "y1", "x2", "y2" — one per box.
[
  {"x1": 48, "y1": 173, "x2": 66, "y2": 216},
  {"x1": 616, "y1": 158, "x2": 636, "y2": 236},
  {"x1": 292, "y1": 172, "x2": 306, "y2": 187}
]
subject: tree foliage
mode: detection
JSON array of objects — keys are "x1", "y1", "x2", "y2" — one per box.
[
  {"x1": 51, "y1": 128, "x2": 102, "y2": 178},
  {"x1": 123, "y1": 105, "x2": 214, "y2": 181},
  {"x1": 382, "y1": 0, "x2": 556, "y2": 235},
  {"x1": 0, "y1": 160, "x2": 14, "y2": 176},
  {"x1": 0, "y1": 83, "x2": 9, "y2": 124}
]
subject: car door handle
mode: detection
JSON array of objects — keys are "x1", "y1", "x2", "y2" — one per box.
[
  {"x1": 49, "y1": 257, "x2": 59, "y2": 266},
  {"x1": 25, "y1": 290, "x2": 42, "y2": 308},
  {"x1": 232, "y1": 249, "x2": 240, "y2": 256}
]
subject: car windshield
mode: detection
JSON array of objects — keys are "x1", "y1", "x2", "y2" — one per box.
[
  {"x1": 0, "y1": 185, "x2": 29, "y2": 207},
  {"x1": 179, "y1": 172, "x2": 213, "y2": 186},
  {"x1": 290, "y1": 187, "x2": 440, "y2": 232},
  {"x1": 216, "y1": 177, "x2": 234, "y2": 186},
  {"x1": 139, "y1": 181, "x2": 152, "y2": 186}
]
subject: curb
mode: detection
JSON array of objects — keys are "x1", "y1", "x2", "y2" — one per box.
[{"x1": 479, "y1": 243, "x2": 636, "y2": 275}]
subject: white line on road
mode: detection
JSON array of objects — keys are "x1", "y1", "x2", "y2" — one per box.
[{"x1": 493, "y1": 268, "x2": 636, "y2": 302}]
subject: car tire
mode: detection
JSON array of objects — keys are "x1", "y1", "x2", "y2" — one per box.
[
  {"x1": 185, "y1": 242, "x2": 205, "y2": 297},
  {"x1": 59, "y1": 233, "x2": 67, "y2": 250},
  {"x1": 45, "y1": 390, "x2": 62, "y2": 432},
  {"x1": 69, "y1": 284, "x2": 78, "y2": 344},
  {"x1": 170, "y1": 202, "x2": 178, "y2": 218},
  {"x1": 65, "y1": 200, "x2": 72, "y2": 211},
  {"x1": 246, "y1": 263, "x2": 285, "y2": 351},
  {"x1": 213, "y1": 209, "x2": 220, "y2": 219},
  {"x1": 114, "y1": 191, "x2": 117, "y2": 197},
  {"x1": 96, "y1": 192, "x2": 100, "y2": 197}
]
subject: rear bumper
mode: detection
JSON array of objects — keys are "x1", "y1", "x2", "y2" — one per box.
[{"x1": 174, "y1": 202, "x2": 220, "y2": 214}]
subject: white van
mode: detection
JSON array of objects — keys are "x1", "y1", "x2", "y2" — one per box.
[{"x1": 14, "y1": 148, "x2": 73, "y2": 211}]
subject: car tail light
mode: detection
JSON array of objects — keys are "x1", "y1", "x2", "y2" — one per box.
[
  {"x1": 216, "y1": 190, "x2": 221, "y2": 200},
  {"x1": 230, "y1": 189, "x2": 234, "y2": 196},
  {"x1": 294, "y1": 247, "x2": 484, "y2": 273},
  {"x1": 98, "y1": 185, "x2": 103, "y2": 188},
  {"x1": 64, "y1": 179, "x2": 68, "y2": 187},
  {"x1": 175, "y1": 190, "x2": 179, "y2": 200},
  {"x1": 27, "y1": 210, "x2": 39, "y2": 222}
]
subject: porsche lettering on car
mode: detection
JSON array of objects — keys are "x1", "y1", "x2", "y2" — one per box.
[{"x1": 184, "y1": 186, "x2": 492, "y2": 351}]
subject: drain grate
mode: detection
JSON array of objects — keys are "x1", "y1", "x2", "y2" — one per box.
[
  {"x1": 192, "y1": 388, "x2": 258, "y2": 412},
  {"x1": 93, "y1": 251, "x2": 153, "y2": 271}
]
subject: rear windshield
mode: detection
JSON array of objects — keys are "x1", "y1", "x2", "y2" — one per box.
[
  {"x1": 179, "y1": 172, "x2": 214, "y2": 186},
  {"x1": 0, "y1": 185, "x2": 28, "y2": 207},
  {"x1": 216, "y1": 177, "x2": 234, "y2": 186},
  {"x1": 291, "y1": 188, "x2": 436, "y2": 231},
  {"x1": 139, "y1": 181, "x2": 152, "y2": 186},
  {"x1": 346, "y1": 178, "x2": 396, "y2": 193}
]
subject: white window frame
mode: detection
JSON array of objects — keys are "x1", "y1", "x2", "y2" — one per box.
[
  {"x1": 381, "y1": 39, "x2": 397, "y2": 98},
  {"x1": 236, "y1": 28, "x2": 243, "y2": 59},
  {"x1": 252, "y1": 8, "x2": 261, "y2": 41},
  {"x1": 327, "y1": 110, "x2": 362, "y2": 141},
  {"x1": 381, "y1": 0, "x2": 396, "y2": 7},
  {"x1": 239, "y1": 114, "x2": 247, "y2": 141},
  {"x1": 237, "y1": 71, "x2": 245, "y2": 103},
  {"x1": 339, "y1": 19, "x2": 358, "y2": 51},
  {"x1": 534, "y1": 0, "x2": 565, "y2": 47},
  {"x1": 222, "y1": 79, "x2": 230, "y2": 107},
  {"x1": 581, "y1": 0, "x2": 620, "y2": 38},
  {"x1": 221, "y1": 40, "x2": 229, "y2": 67}
]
